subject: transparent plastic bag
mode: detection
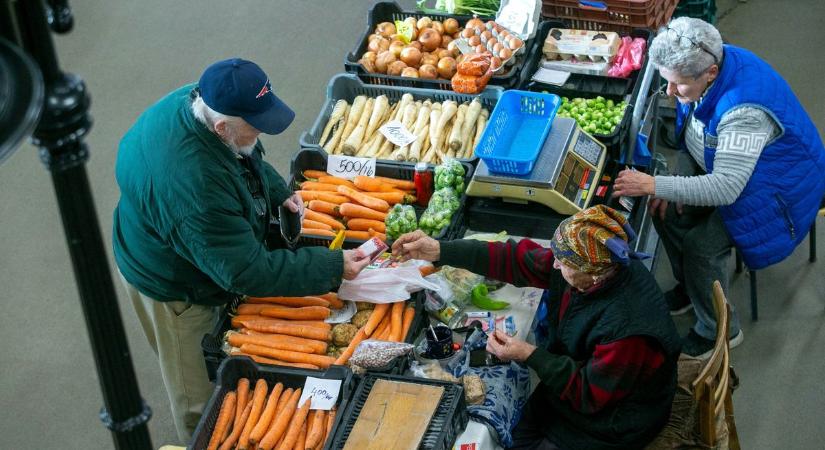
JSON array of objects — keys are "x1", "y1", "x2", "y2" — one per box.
[{"x1": 349, "y1": 339, "x2": 414, "y2": 369}]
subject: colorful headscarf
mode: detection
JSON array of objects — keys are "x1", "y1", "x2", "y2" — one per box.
[{"x1": 549, "y1": 205, "x2": 650, "y2": 275}]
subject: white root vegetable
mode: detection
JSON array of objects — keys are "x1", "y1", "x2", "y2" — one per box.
[
  {"x1": 320, "y1": 100, "x2": 348, "y2": 146},
  {"x1": 470, "y1": 109, "x2": 489, "y2": 158},
  {"x1": 434, "y1": 100, "x2": 458, "y2": 156},
  {"x1": 366, "y1": 95, "x2": 388, "y2": 139},
  {"x1": 448, "y1": 103, "x2": 468, "y2": 156},
  {"x1": 340, "y1": 95, "x2": 367, "y2": 144},
  {"x1": 342, "y1": 97, "x2": 374, "y2": 155},
  {"x1": 324, "y1": 104, "x2": 349, "y2": 155},
  {"x1": 390, "y1": 103, "x2": 419, "y2": 161},
  {"x1": 428, "y1": 108, "x2": 442, "y2": 155},
  {"x1": 461, "y1": 99, "x2": 483, "y2": 147},
  {"x1": 407, "y1": 102, "x2": 432, "y2": 162}
]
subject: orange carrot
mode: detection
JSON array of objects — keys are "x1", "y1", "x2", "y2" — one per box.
[
  {"x1": 343, "y1": 230, "x2": 372, "y2": 240},
  {"x1": 305, "y1": 410, "x2": 326, "y2": 450},
  {"x1": 338, "y1": 203, "x2": 387, "y2": 221},
  {"x1": 227, "y1": 333, "x2": 316, "y2": 354},
  {"x1": 239, "y1": 319, "x2": 332, "y2": 332},
  {"x1": 304, "y1": 209, "x2": 345, "y2": 230},
  {"x1": 353, "y1": 175, "x2": 395, "y2": 192},
  {"x1": 418, "y1": 265, "x2": 438, "y2": 277},
  {"x1": 301, "y1": 228, "x2": 336, "y2": 237},
  {"x1": 335, "y1": 326, "x2": 368, "y2": 365},
  {"x1": 324, "y1": 407, "x2": 337, "y2": 447},
  {"x1": 364, "y1": 303, "x2": 390, "y2": 336},
  {"x1": 302, "y1": 219, "x2": 332, "y2": 231},
  {"x1": 307, "y1": 200, "x2": 342, "y2": 217},
  {"x1": 238, "y1": 379, "x2": 268, "y2": 450},
  {"x1": 337, "y1": 185, "x2": 391, "y2": 212},
  {"x1": 296, "y1": 190, "x2": 348, "y2": 204},
  {"x1": 368, "y1": 229, "x2": 387, "y2": 242},
  {"x1": 242, "y1": 321, "x2": 331, "y2": 341},
  {"x1": 346, "y1": 218, "x2": 386, "y2": 233},
  {"x1": 318, "y1": 175, "x2": 356, "y2": 189},
  {"x1": 278, "y1": 398, "x2": 311, "y2": 450},
  {"x1": 293, "y1": 422, "x2": 307, "y2": 450},
  {"x1": 389, "y1": 301, "x2": 405, "y2": 342},
  {"x1": 240, "y1": 344, "x2": 336, "y2": 368},
  {"x1": 231, "y1": 352, "x2": 321, "y2": 370},
  {"x1": 300, "y1": 181, "x2": 340, "y2": 192},
  {"x1": 239, "y1": 330, "x2": 328, "y2": 354},
  {"x1": 372, "y1": 313, "x2": 392, "y2": 340},
  {"x1": 302, "y1": 170, "x2": 329, "y2": 180},
  {"x1": 207, "y1": 391, "x2": 236, "y2": 450},
  {"x1": 259, "y1": 388, "x2": 301, "y2": 450},
  {"x1": 374, "y1": 176, "x2": 416, "y2": 190},
  {"x1": 235, "y1": 378, "x2": 250, "y2": 430},
  {"x1": 248, "y1": 296, "x2": 331, "y2": 308},
  {"x1": 260, "y1": 306, "x2": 331, "y2": 321},
  {"x1": 401, "y1": 306, "x2": 416, "y2": 341},
  {"x1": 237, "y1": 303, "x2": 284, "y2": 315},
  {"x1": 250, "y1": 383, "x2": 284, "y2": 445},
  {"x1": 219, "y1": 399, "x2": 253, "y2": 450},
  {"x1": 361, "y1": 190, "x2": 416, "y2": 205},
  {"x1": 318, "y1": 292, "x2": 344, "y2": 309}
]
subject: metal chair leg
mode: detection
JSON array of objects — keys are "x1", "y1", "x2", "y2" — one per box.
[
  {"x1": 735, "y1": 250, "x2": 743, "y2": 274},
  {"x1": 809, "y1": 221, "x2": 816, "y2": 263},
  {"x1": 749, "y1": 270, "x2": 758, "y2": 321}
]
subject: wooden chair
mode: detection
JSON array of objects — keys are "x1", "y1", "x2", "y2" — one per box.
[{"x1": 692, "y1": 281, "x2": 741, "y2": 449}]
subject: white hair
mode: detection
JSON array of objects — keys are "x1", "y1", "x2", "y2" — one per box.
[
  {"x1": 649, "y1": 17, "x2": 724, "y2": 78},
  {"x1": 191, "y1": 95, "x2": 244, "y2": 131}
]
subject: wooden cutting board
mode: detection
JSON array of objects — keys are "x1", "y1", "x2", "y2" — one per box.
[{"x1": 343, "y1": 379, "x2": 444, "y2": 450}]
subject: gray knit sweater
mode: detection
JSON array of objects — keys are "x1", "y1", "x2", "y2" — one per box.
[{"x1": 654, "y1": 106, "x2": 780, "y2": 206}]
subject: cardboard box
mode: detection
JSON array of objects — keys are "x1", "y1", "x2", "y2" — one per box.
[{"x1": 543, "y1": 28, "x2": 621, "y2": 63}]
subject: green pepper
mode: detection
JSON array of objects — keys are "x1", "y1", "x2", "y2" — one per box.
[{"x1": 471, "y1": 284, "x2": 510, "y2": 310}]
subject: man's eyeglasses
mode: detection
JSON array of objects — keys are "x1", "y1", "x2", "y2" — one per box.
[{"x1": 666, "y1": 27, "x2": 719, "y2": 66}]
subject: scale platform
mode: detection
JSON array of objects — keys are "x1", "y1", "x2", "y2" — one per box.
[{"x1": 467, "y1": 117, "x2": 608, "y2": 215}]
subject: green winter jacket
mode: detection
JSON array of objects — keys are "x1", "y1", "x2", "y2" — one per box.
[{"x1": 113, "y1": 84, "x2": 343, "y2": 306}]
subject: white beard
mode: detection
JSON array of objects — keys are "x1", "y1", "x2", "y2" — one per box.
[{"x1": 229, "y1": 141, "x2": 256, "y2": 156}]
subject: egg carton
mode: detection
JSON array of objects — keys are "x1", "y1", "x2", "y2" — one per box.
[
  {"x1": 455, "y1": 19, "x2": 527, "y2": 73},
  {"x1": 542, "y1": 28, "x2": 620, "y2": 63}
]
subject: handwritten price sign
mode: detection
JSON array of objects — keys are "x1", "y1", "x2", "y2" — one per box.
[
  {"x1": 327, "y1": 154, "x2": 376, "y2": 180},
  {"x1": 299, "y1": 377, "x2": 342, "y2": 410},
  {"x1": 379, "y1": 120, "x2": 417, "y2": 147}
]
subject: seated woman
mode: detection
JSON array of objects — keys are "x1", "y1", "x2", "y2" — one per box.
[{"x1": 393, "y1": 205, "x2": 681, "y2": 450}]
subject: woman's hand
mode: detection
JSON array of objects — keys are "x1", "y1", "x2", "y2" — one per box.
[
  {"x1": 342, "y1": 249, "x2": 371, "y2": 280},
  {"x1": 391, "y1": 230, "x2": 440, "y2": 262},
  {"x1": 612, "y1": 169, "x2": 655, "y2": 197},
  {"x1": 486, "y1": 330, "x2": 536, "y2": 363}
]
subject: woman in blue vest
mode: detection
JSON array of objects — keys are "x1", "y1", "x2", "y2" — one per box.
[{"x1": 614, "y1": 17, "x2": 825, "y2": 357}]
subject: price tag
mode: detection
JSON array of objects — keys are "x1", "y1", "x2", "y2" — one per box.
[
  {"x1": 394, "y1": 20, "x2": 413, "y2": 44},
  {"x1": 379, "y1": 120, "x2": 417, "y2": 147},
  {"x1": 299, "y1": 377, "x2": 342, "y2": 410},
  {"x1": 327, "y1": 154, "x2": 376, "y2": 180}
]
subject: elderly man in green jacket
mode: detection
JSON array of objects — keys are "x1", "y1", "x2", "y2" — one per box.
[{"x1": 113, "y1": 58, "x2": 370, "y2": 443}]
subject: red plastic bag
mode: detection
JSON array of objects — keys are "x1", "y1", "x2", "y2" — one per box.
[
  {"x1": 629, "y1": 37, "x2": 647, "y2": 71},
  {"x1": 608, "y1": 36, "x2": 635, "y2": 78}
]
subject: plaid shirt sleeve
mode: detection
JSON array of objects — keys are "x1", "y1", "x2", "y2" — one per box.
[{"x1": 438, "y1": 238, "x2": 555, "y2": 288}]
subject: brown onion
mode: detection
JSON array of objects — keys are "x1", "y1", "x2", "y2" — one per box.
[
  {"x1": 417, "y1": 16, "x2": 433, "y2": 30},
  {"x1": 359, "y1": 58, "x2": 377, "y2": 73},
  {"x1": 376, "y1": 22, "x2": 396, "y2": 38},
  {"x1": 418, "y1": 28, "x2": 442, "y2": 52},
  {"x1": 368, "y1": 37, "x2": 387, "y2": 53},
  {"x1": 437, "y1": 57, "x2": 457, "y2": 78},
  {"x1": 387, "y1": 60, "x2": 408, "y2": 76},
  {"x1": 444, "y1": 18, "x2": 460, "y2": 35},
  {"x1": 389, "y1": 40, "x2": 406, "y2": 57},
  {"x1": 420, "y1": 53, "x2": 439, "y2": 67},
  {"x1": 400, "y1": 46, "x2": 422, "y2": 67},
  {"x1": 447, "y1": 40, "x2": 461, "y2": 57},
  {"x1": 441, "y1": 34, "x2": 453, "y2": 47},
  {"x1": 409, "y1": 41, "x2": 423, "y2": 51},
  {"x1": 401, "y1": 67, "x2": 420, "y2": 78},
  {"x1": 419, "y1": 64, "x2": 438, "y2": 79},
  {"x1": 436, "y1": 48, "x2": 451, "y2": 60},
  {"x1": 375, "y1": 51, "x2": 396, "y2": 73},
  {"x1": 362, "y1": 51, "x2": 377, "y2": 62},
  {"x1": 431, "y1": 21, "x2": 444, "y2": 35}
]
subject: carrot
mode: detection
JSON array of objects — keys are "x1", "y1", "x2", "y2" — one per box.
[
  {"x1": 317, "y1": 292, "x2": 344, "y2": 309},
  {"x1": 240, "y1": 344, "x2": 336, "y2": 368},
  {"x1": 343, "y1": 230, "x2": 372, "y2": 240},
  {"x1": 418, "y1": 264, "x2": 437, "y2": 277},
  {"x1": 389, "y1": 301, "x2": 405, "y2": 342},
  {"x1": 364, "y1": 303, "x2": 390, "y2": 336},
  {"x1": 228, "y1": 333, "x2": 316, "y2": 354},
  {"x1": 259, "y1": 388, "x2": 301, "y2": 450},
  {"x1": 337, "y1": 185, "x2": 391, "y2": 212},
  {"x1": 335, "y1": 326, "x2": 368, "y2": 365},
  {"x1": 238, "y1": 303, "x2": 285, "y2": 314},
  {"x1": 304, "y1": 209, "x2": 345, "y2": 231},
  {"x1": 368, "y1": 229, "x2": 387, "y2": 242},
  {"x1": 207, "y1": 391, "x2": 236, "y2": 450},
  {"x1": 240, "y1": 319, "x2": 332, "y2": 332},
  {"x1": 248, "y1": 296, "x2": 331, "y2": 308},
  {"x1": 238, "y1": 379, "x2": 268, "y2": 450},
  {"x1": 231, "y1": 352, "x2": 321, "y2": 370},
  {"x1": 296, "y1": 190, "x2": 349, "y2": 205},
  {"x1": 401, "y1": 306, "x2": 416, "y2": 341},
  {"x1": 304, "y1": 410, "x2": 317, "y2": 450},
  {"x1": 338, "y1": 203, "x2": 387, "y2": 221},
  {"x1": 346, "y1": 218, "x2": 386, "y2": 233},
  {"x1": 242, "y1": 321, "x2": 331, "y2": 341},
  {"x1": 361, "y1": 190, "x2": 415, "y2": 205},
  {"x1": 302, "y1": 170, "x2": 329, "y2": 180},
  {"x1": 302, "y1": 219, "x2": 332, "y2": 231},
  {"x1": 353, "y1": 175, "x2": 395, "y2": 192},
  {"x1": 244, "y1": 298, "x2": 292, "y2": 306},
  {"x1": 293, "y1": 422, "x2": 307, "y2": 450},
  {"x1": 305, "y1": 410, "x2": 326, "y2": 450},
  {"x1": 307, "y1": 200, "x2": 341, "y2": 217},
  {"x1": 372, "y1": 313, "x2": 392, "y2": 340},
  {"x1": 220, "y1": 399, "x2": 253, "y2": 450},
  {"x1": 300, "y1": 181, "x2": 340, "y2": 192},
  {"x1": 301, "y1": 228, "x2": 336, "y2": 237},
  {"x1": 324, "y1": 407, "x2": 337, "y2": 447},
  {"x1": 374, "y1": 176, "x2": 416, "y2": 190},
  {"x1": 260, "y1": 306, "x2": 331, "y2": 321},
  {"x1": 239, "y1": 330, "x2": 328, "y2": 354},
  {"x1": 278, "y1": 398, "x2": 311, "y2": 450},
  {"x1": 235, "y1": 378, "x2": 251, "y2": 431},
  {"x1": 318, "y1": 175, "x2": 356, "y2": 189},
  {"x1": 250, "y1": 383, "x2": 284, "y2": 445}
]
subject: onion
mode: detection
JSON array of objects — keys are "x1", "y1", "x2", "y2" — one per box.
[
  {"x1": 443, "y1": 18, "x2": 459, "y2": 35},
  {"x1": 447, "y1": 40, "x2": 461, "y2": 57},
  {"x1": 453, "y1": 31, "x2": 462, "y2": 40},
  {"x1": 417, "y1": 16, "x2": 433, "y2": 30},
  {"x1": 389, "y1": 40, "x2": 406, "y2": 57},
  {"x1": 387, "y1": 60, "x2": 408, "y2": 76},
  {"x1": 404, "y1": 17, "x2": 419, "y2": 40},
  {"x1": 431, "y1": 21, "x2": 444, "y2": 35},
  {"x1": 400, "y1": 46, "x2": 422, "y2": 67},
  {"x1": 375, "y1": 51, "x2": 396, "y2": 73},
  {"x1": 441, "y1": 35, "x2": 453, "y2": 47},
  {"x1": 376, "y1": 22, "x2": 396, "y2": 38},
  {"x1": 368, "y1": 37, "x2": 388, "y2": 53},
  {"x1": 421, "y1": 53, "x2": 439, "y2": 67},
  {"x1": 418, "y1": 28, "x2": 442, "y2": 52},
  {"x1": 409, "y1": 41, "x2": 423, "y2": 51},
  {"x1": 466, "y1": 18, "x2": 484, "y2": 30},
  {"x1": 362, "y1": 51, "x2": 377, "y2": 62},
  {"x1": 437, "y1": 57, "x2": 457, "y2": 78},
  {"x1": 401, "y1": 67, "x2": 420, "y2": 78},
  {"x1": 419, "y1": 64, "x2": 438, "y2": 79},
  {"x1": 359, "y1": 58, "x2": 377, "y2": 73}
]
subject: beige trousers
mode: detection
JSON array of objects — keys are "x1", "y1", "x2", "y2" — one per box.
[{"x1": 119, "y1": 273, "x2": 217, "y2": 444}]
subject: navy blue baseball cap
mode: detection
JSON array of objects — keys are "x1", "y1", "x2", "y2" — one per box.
[{"x1": 198, "y1": 58, "x2": 295, "y2": 135}]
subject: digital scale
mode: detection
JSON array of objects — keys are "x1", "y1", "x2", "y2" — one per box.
[{"x1": 467, "y1": 117, "x2": 608, "y2": 215}]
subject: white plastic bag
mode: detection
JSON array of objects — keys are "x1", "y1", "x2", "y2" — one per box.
[{"x1": 337, "y1": 266, "x2": 439, "y2": 303}]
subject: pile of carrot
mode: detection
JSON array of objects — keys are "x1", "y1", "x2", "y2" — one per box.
[
  {"x1": 298, "y1": 170, "x2": 418, "y2": 242},
  {"x1": 333, "y1": 300, "x2": 415, "y2": 366},
  {"x1": 206, "y1": 377, "x2": 338, "y2": 450}
]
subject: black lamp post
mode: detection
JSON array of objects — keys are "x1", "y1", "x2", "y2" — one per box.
[{"x1": 0, "y1": 1, "x2": 152, "y2": 448}]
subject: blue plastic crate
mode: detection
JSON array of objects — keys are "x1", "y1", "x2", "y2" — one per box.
[{"x1": 475, "y1": 90, "x2": 561, "y2": 175}]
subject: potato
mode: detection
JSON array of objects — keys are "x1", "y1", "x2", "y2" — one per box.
[{"x1": 332, "y1": 323, "x2": 358, "y2": 347}]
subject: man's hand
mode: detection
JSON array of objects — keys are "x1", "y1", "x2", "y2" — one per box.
[
  {"x1": 342, "y1": 249, "x2": 371, "y2": 280},
  {"x1": 613, "y1": 169, "x2": 656, "y2": 197},
  {"x1": 648, "y1": 197, "x2": 683, "y2": 221},
  {"x1": 391, "y1": 230, "x2": 440, "y2": 262},
  {"x1": 282, "y1": 192, "x2": 304, "y2": 217},
  {"x1": 486, "y1": 330, "x2": 536, "y2": 362}
]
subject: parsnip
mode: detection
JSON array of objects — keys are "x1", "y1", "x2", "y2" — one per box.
[
  {"x1": 389, "y1": 103, "x2": 419, "y2": 161},
  {"x1": 340, "y1": 95, "x2": 367, "y2": 144},
  {"x1": 320, "y1": 100, "x2": 348, "y2": 146},
  {"x1": 324, "y1": 104, "x2": 349, "y2": 155},
  {"x1": 461, "y1": 99, "x2": 483, "y2": 146},
  {"x1": 342, "y1": 97, "x2": 374, "y2": 155},
  {"x1": 428, "y1": 108, "x2": 442, "y2": 154},
  {"x1": 470, "y1": 109, "x2": 489, "y2": 158},
  {"x1": 366, "y1": 95, "x2": 389, "y2": 139},
  {"x1": 448, "y1": 104, "x2": 468, "y2": 156},
  {"x1": 407, "y1": 102, "x2": 432, "y2": 162}
]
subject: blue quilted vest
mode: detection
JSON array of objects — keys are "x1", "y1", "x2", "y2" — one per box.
[{"x1": 675, "y1": 45, "x2": 825, "y2": 270}]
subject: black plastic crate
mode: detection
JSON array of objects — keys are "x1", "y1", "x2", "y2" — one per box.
[
  {"x1": 674, "y1": 0, "x2": 716, "y2": 23},
  {"x1": 463, "y1": 197, "x2": 570, "y2": 239},
  {"x1": 328, "y1": 373, "x2": 468, "y2": 450},
  {"x1": 201, "y1": 291, "x2": 428, "y2": 381},
  {"x1": 189, "y1": 357, "x2": 354, "y2": 450},
  {"x1": 290, "y1": 148, "x2": 472, "y2": 248},
  {"x1": 345, "y1": 1, "x2": 530, "y2": 90},
  {"x1": 299, "y1": 73, "x2": 503, "y2": 165}
]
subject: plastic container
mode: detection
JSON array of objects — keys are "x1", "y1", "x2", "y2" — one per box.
[
  {"x1": 289, "y1": 148, "x2": 472, "y2": 248},
  {"x1": 474, "y1": 90, "x2": 561, "y2": 175},
  {"x1": 328, "y1": 373, "x2": 468, "y2": 450},
  {"x1": 189, "y1": 357, "x2": 354, "y2": 450},
  {"x1": 299, "y1": 73, "x2": 504, "y2": 165},
  {"x1": 673, "y1": 0, "x2": 716, "y2": 23},
  {"x1": 345, "y1": 1, "x2": 528, "y2": 90},
  {"x1": 540, "y1": 0, "x2": 680, "y2": 33}
]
